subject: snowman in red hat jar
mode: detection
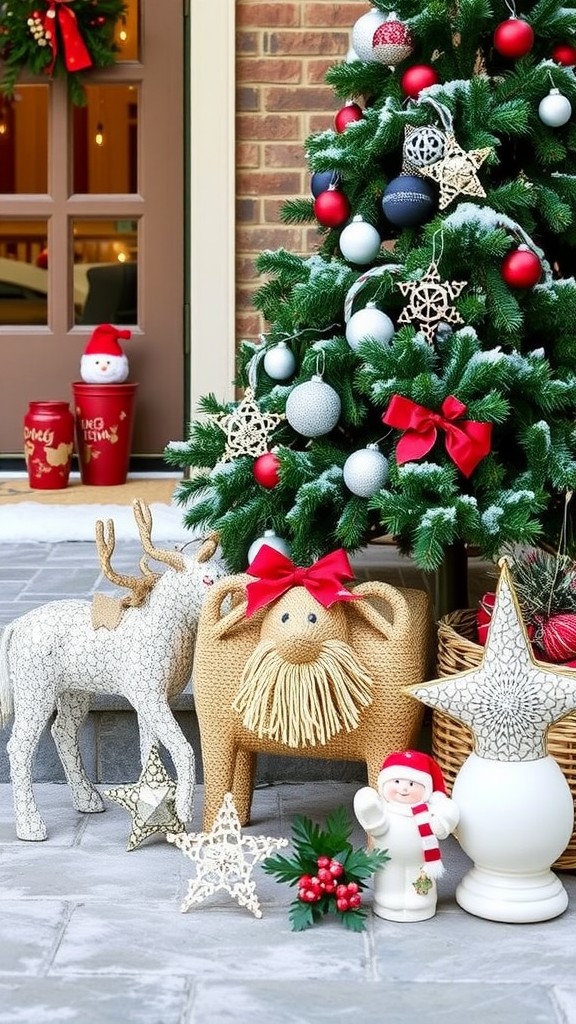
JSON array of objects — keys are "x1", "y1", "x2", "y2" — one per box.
[
  {"x1": 354, "y1": 750, "x2": 459, "y2": 922},
  {"x1": 80, "y1": 324, "x2": 132, "y2": 384}
]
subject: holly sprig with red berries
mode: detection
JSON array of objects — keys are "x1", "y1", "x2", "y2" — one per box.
[{"x1": 261, "y1": 805, "x2": 389, "y2": 932}]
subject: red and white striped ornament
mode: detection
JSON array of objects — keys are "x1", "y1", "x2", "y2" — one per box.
[{"x1": 372, "y1": 15, "x2": 414, "y2": 66}]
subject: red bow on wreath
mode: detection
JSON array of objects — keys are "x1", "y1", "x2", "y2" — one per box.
[
  {"x1": 382, "y1": 394, "x2": 492, "y2": 478},
  {"x1": 43, "y1": 0, "x2": 93, "y2": 74},
  {"x1": 245, "y1": 545, "x2": 360, "y2": 617}
]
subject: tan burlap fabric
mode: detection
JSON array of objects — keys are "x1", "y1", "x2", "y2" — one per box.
[{"x1": 193, "y1": 576, "x2": 434, "y2": 829}]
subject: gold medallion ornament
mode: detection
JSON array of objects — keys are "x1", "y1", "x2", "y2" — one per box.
[
  {"x1": 397, "y1": 262, "x2": 466, "y2": 343},
  {"x1": 104, "y1": 746, "x2": 186, "y2": 852},
  {"x1": 167, "y1": 792, "x2": 288, "y2": 918},
  {"x1": 213, "y1": 387, "x2": 284, "y2": 462},
  {"x1": 419, "y1": 133, "x2": 491, "y2": 210}
]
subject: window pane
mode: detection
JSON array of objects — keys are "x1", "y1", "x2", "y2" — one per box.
[
  {"x1": 73, "y1": 219, "x2": 138, "y2": 326},
  {"x1": 0, "y1": 220, "x2": 49, "y2": 326},
  {"x1": 114, "y1": 0, "x2": 139, "y2": 61},
  {"x1": 0, "y1": 87, "x2": 48, "y2": 195},
  {"x1": 73, "y1": 84, "x2": 138, "y2": 195}
]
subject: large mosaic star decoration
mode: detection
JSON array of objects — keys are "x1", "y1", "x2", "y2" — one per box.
[
  {"x1": 419, "y1": 133, "x2": 491, "y2": 210},
  {"x1": 104, "y1": 746, "x2": 186, "y2": 851},
  {"x1": 167, "y1": 792, "x2": 288, "y2": 918},
  {"x1": 397, "y1": 261, "x2": 465, "y2": 343},
  {"x1": 212, "y1": 387, "x2": 284, "y2": 462},
  {"x1": 408, "y1": 561, "x2": 576, "y2": 761}
]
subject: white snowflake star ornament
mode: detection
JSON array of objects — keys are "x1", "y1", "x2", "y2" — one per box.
[
  {"x1": 397, "y1": 261, "x2": 466, "y2": 343},
  {"x1": 104, "y1": 746, "x2": 187, "y2": 851},
  {"x1": 167, "y1": 792, "x2": 288, "y2": 918},
  {"x1": 407, "y1": 560, "x2": 576, "y2": 761}
]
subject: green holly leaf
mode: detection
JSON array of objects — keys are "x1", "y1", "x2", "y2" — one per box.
[
  {"x1": 261, "y1": 852, "x2": 305, "y2": 885},
  {"x1": 340, "y1": 846, "x2": 390, "y2": 880},
  {"x1": 288, "y1": 898, "x2": 316, "y2": 932}
]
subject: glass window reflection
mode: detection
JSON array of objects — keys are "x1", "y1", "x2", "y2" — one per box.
[{"x1": 73, "y1": 219, "x2": 138, "y2": 326}]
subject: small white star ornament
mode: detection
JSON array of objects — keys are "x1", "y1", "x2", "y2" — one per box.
[
  {"x1": 104, "y1": 746, "x2": 187, "y2": 851},
  {"x1": 408, "y1": 561, "x2": 576, "y2": 923},
  {"x1": 212, "y1": 388, "x2": 284, "y2": 462},
  {"x1": 419, "y1": 133, "x2": 491, "y2": 210},
  {"x1": 167, "y1": 792, "x2": 288, "y2": 918}
]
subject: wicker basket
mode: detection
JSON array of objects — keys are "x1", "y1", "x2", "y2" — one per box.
[{"x1": 433, "y1": 607, "x2": 576, "y2": 871}]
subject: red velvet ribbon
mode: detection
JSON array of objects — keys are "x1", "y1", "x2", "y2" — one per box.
[
  {"x1": 245, "y1": 545, "x2": 361, "y2": 617},
  {"x1": 44, "y1": 1, "x2": 93, "y2": 74},
  {"x1": 382, "y1": 394, "x2": 492, "y2": 478}
]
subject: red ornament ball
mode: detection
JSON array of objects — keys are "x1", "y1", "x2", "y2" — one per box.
[
  {"x1": 552, "y1": 42, "x2": 576, "y2": 65},
  {"x1": 253, "y1": 451, "x2": 281, "y2": 488},
  {"x1": 501, "y1": 246, "x2": 542, "y2": 288},
  {"x1": 400, "y1": 64, "x2": 439, "y2": 99},
  {"x1": 313, "y1": 188, "x2": 351, "y2": 228},
  {"x1": 334, "y1": 102, "x2": 363, "y2": 133},
  {"x1": 493, "y1": 17, "x2": 534, "y2": 59}
]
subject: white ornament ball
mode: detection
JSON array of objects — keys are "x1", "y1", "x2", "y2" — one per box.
[
  {"x1": 352, "y1": 7, "x2": 387, "y2": 62},
  {"x1": 263, "y1": 342, "x2": 296, "y2": 380},
  {"x1": 538, "y1": 88, "x2": 572, "y2": 127},
  {"x1": 346, "y1": 44, "x2": 360, "y2": 62},
  {"x1": 403, "y1": 125, "x2": 447, "y2": 169},
  {"x1": 345, "y1": 303, "x2": 395, "y2": 351},
  {"x1": 339, "y1": 215, "x2": 381, "y2": 265},
  {"x1": 286, "y1": 375, "x2": 341, "y2": 437},
  {"x1": 247, "y1": 529, "x2": 291, "y2": 565},
  {"x1": 343, "y1": 446, "x2": 389, "y2": 497}
]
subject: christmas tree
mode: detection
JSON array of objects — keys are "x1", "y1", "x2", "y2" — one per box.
[{"x1": 166, "y1": 0, "x2": 576, "y2": 610}]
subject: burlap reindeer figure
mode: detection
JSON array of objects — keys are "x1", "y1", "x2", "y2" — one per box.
[{"x1": 193, "y1": 546, "x2": 434, "y2": 829}]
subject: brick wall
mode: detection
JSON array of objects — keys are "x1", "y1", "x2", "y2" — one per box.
[{"x1": 235, "y1": 0, "x2": 367, "y2": 341}]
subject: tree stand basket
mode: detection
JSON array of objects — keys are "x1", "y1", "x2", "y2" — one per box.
[{"x1": 433, "y1": 608, "x2": 576, "y2": 871}]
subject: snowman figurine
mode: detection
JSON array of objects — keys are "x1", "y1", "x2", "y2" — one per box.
[
  {"x1": 354, "y1": 750, "x2": 459, "y2": 922},
  {"x1": 80, "y1": 324, "x2": 132, "y2": 384}
]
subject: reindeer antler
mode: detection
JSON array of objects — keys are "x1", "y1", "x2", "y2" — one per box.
[
  {"x1": 132, "y1": 499, "x2": 185, "y2": 571},
  {"x1": 95, "y1": 519, "x2": 159, "y2": 608}
]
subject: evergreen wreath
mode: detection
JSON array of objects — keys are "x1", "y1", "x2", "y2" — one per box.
[
  {"x1": 262, "y1": 806, "x2": 389, "y2": 932},
  {"x1": 0, "y1": 1, "x2": 127, "y2": 106}
]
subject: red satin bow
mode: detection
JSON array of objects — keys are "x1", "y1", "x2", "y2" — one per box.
[
  {"x1": 382, "y1": 394, "x2": 492, "y2": 478},
  {"x1": 246, "y1": 545, "x2": 360, "y2": 617},
  {"x1": 44, "y1": 1, "x2": 92, "y2": 75}
]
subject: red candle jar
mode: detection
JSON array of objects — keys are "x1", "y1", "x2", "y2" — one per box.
[{"x1": 24, "y1": 401, "x2": 75, "y2": 490}]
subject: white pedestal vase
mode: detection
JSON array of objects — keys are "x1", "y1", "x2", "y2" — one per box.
[
  {"x1": 453, "y1": 752, "x2": 573, "y2": 923},
  {"x1": 408, "y1": 560, "x2": 576, "y2": 925}
]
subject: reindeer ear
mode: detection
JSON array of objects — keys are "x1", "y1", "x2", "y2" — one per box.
[
  {"x1": 196, "y1": 532, "x2": 220, "y2": 564},
  {"x1": 345, "y1": 581, "x2": 412, "y2": 641},
  {"x1": 201, "y1": 574, "x2": 264, "y2": 639}
]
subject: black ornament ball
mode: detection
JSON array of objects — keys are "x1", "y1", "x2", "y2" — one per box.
[
  {"x1": 311, "y1": 170, "x2": 341, "y2": 197},
  {"x1": 381, "y1": 174, "x2": 436, "y2": 227}
]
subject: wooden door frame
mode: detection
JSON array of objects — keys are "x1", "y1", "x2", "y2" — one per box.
[{"x1": 188, "y1": 1, "x2": 236, "y2": 416}]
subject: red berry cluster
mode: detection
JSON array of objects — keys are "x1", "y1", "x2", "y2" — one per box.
[{"x1": 297, "y1": 855, "x2": 362, "y2": 912}]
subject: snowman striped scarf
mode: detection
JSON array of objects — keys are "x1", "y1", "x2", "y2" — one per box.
[{"x1": 411, "y1": 802, "x2": 444, "y2": 878}]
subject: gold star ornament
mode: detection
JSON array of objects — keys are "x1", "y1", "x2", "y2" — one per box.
[
  {"x1": 213, "y1": 387, "x2": 284, "y2": 462},
  {"x1": 104, "y1": 746, "x2": 186, "y2": 851},
  {"x1": 419, "y1": 133, "x2": 491, "y2": 210},
  {"x1": 397, "y1": 261, "x2": 466, "y2": 343},
  {"x1": 167, "y1": 792, "x2": 288, "y2": 918}
]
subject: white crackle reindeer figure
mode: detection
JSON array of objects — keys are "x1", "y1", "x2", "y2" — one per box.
[{"x1": 0, "y1": 499, "x2": 226, "y2": 841}]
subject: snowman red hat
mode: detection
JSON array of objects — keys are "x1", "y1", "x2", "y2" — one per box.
[
  {"x1": 378, "y1": 749, "x2": 447, "y2": 800},
  {"x1": 80, "y1": 324, "x2": 132, "y2": 384}
]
